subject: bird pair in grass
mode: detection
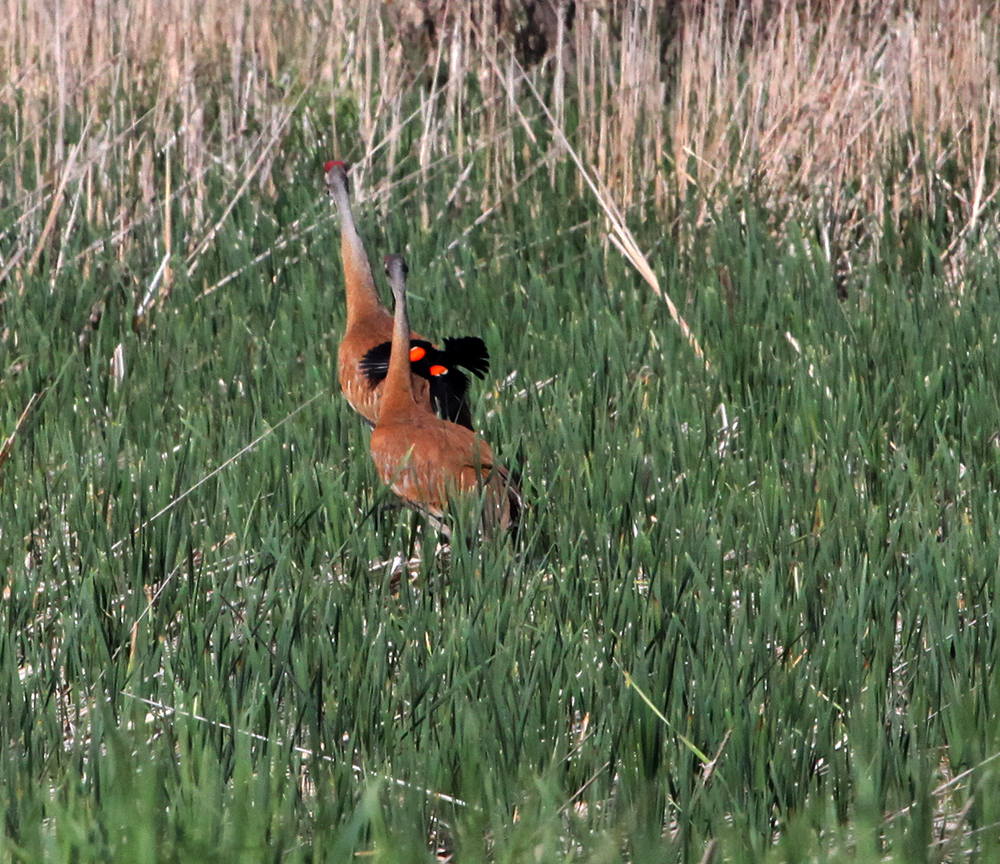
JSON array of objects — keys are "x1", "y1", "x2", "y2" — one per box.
[{"x1": 324, "y1": 160, "x2": 520, "y2": 536}]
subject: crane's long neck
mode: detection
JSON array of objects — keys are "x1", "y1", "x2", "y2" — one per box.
[
  {"x1": 329, "y1": 178, "x2": 384, "y2": 326},
  {"x1": 381, "y1": 267, "x2": 418, "y2": 418}
]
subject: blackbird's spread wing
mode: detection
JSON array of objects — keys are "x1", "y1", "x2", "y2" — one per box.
[
  {"x1": 361, "y1": 337, "x2": 489, "y2": 385},
  {"x1": 361, "y1": 338, "x2": 477, "y2": 425},
  {"x1": 359, "y1": 340, "x2": 400, "y2": 385},
  {"x1": 442, "y1": 337, "x2": 490, "y2": 378}
]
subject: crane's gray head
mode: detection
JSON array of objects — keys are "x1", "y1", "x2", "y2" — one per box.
[
  {"x1": 323, "y1": 160, "x2": 348, "y2": 196},
  {"x1": 384, "y1": 254, "x2": 409, "y2": 300}
]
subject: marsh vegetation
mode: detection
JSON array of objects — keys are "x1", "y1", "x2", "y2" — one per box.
[{"x1": 2, "y1": 1, "x2": 1000, "y2": 860}]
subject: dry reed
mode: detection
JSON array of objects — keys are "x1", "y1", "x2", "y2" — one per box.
[{"x1": 0, "y1": 0, "x2": 997, "y2": 302}]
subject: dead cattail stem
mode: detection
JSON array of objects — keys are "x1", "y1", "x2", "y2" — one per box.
[
  {"x1": 0, "y1": 391, "x2": 46, "y2": 482},
  {"x1": 184, "y1": 95, "x2": 305, "y2": 276},
  {"x1": 161, "y1": 140, "x2": 174, "y2": 307},
  {"x1": 1, "y1": 0, "x2": 998, "y2": 299},
  {"x1": 670, "y1": 0, "x2": 999, "y2": 275},
  {"x1": 506, "y1": 47, "x2": 709, "y2": 369},
  {"x1": 25, "y1": 112, "x2": 93, "y2": 281}
]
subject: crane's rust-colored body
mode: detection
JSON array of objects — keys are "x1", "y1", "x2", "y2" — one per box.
[{"x1": 370, "y1": 255, "x2": 519, "y2": 536}]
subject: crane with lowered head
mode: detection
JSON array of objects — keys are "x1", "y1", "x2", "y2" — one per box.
[{"x1": 369, "y1": 254, "x2": 520, "y2": 537}]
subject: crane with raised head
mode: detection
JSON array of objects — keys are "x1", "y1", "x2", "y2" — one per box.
[{"x1": 324, "y1": 160, "x2": 486, "y2": 429}]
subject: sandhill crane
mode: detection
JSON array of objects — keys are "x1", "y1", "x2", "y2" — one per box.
[
  {"x1": 324, "y1": 160, "x2": 484, "y2": 429},
  {"x1": 370, "y1": 254, "x2": 520, "y2": 537}
]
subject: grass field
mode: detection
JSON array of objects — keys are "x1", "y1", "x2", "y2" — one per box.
[{"x1": 3, "y1": 1, "x2": 1000, "y2": 861}]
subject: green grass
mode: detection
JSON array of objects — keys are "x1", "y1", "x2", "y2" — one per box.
[{"x1": 3, "y1": 97, "x2": 1000, "y2": 863}]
